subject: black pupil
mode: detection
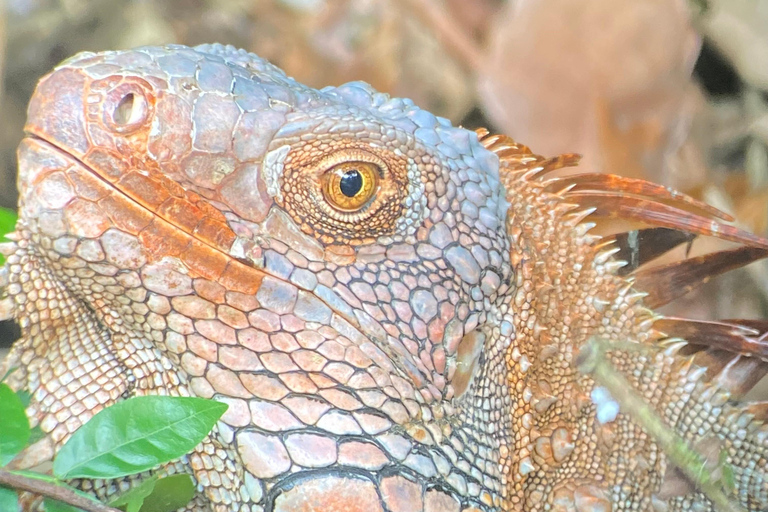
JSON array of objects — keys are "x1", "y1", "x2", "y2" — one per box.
[{"x1": 339, "y1": 170, "x2": 363, "y2": 197}]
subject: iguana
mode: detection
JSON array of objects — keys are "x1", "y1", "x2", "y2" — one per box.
[{"x1": 1, "y1": 43, "x2": 767, "y2": 512}]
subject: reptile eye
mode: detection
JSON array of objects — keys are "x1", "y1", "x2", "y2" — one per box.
[
  {"x1": 321, "y1": 162, "x2": 380, "y2": 212},
  {"x1": 276, "y1": 142, "x2": 408, "y2": 244}
]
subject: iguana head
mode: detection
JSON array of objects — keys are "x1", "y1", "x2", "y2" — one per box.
[{"x1": 19, "y1": 44, "x2": 517, "y2": 511}]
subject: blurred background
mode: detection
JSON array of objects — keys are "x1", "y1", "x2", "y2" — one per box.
[{"x1": 0, "y1": 0, "x2": 767, "y2": 349}]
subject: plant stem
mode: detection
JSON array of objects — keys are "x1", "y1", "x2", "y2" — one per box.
[
  {"x1": 576, "y1": 337, "x2": 744, "y2": 512},
  {"x1": 0, "y1": 469, "x2": 121, "y2": 512}
]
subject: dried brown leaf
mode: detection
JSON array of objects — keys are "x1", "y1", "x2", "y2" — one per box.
[{"x1": 478, "y1": 0, "x2": 701, "y2": 181}]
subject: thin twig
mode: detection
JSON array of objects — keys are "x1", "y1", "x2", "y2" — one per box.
[
  {"x1": 576, "y1": 337, "x2": 745, "y2": 512},
  {"x1": 392, "y1": 0, "x2": 485, "y2": 73},
  {"x1": 0, "y1": 469, "x2": 121, "y2": 512}
]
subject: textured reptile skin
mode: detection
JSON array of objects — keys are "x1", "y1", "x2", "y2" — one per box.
[{"x1": 2, "y1": 43, "x2": 767, "y2": 512}]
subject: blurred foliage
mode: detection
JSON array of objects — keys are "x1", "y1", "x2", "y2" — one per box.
[{"x1": 0, "y1": 0, "x2": 767, "y2": 337}]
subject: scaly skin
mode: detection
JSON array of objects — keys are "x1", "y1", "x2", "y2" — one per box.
[{"x1": 2, "y1": 44, "x2": 767, "y2": 512}]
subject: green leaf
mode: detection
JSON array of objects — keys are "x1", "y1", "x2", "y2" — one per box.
[
  {"x1": 0, "y1": 207, "x2": 17, "y2": 237},
  {"x1": 0, "y1": 366, "x2": 18, "y2": 383},
  {"x1": 15, "y1": 390, "x2": 32, "y2": 409},
  {"x1": 27, "y1": 425, "x2": 46, "y2": 446},
  {"x1": 0, "y1": 485, "x2": 19, "y2": 512},
  {"x1": 109, "y1": 474, "x2": 195, "y2": 512},
  {"x1": 43, "y1": 498, "x2": 85, "y2": 512},
  {"x1": 108, "y1": 475, "x2": 158, "y2": 512},
  {"x1": 9, "y1": 469, "x2": 60, "y2": 484},
  {"x1": 53, "y1": 396, "x2": 227, "y2": 479},
  {"x1": 0, "y1": 383, "x2": 31, "y2": 466},
  {"x1": 0, "y1": 207, "x2": 17, "y2": 266},
  {"x1": 138, "y1": 474, "x2": 195, "y2": 512},
  {"x1": 719, "y1": 449, "x2": 736, "y2": 492}
]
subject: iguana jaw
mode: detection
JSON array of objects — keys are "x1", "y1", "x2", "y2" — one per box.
[
  {"x1": 19, "y1": 60, "x2": 461, "y2": 399},
  {"x1": 12, "y1": 45, "x2": 524, "y2": 511}
]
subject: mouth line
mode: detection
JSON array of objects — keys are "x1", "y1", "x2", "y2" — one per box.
[
  {"x1": 24, "y1": 133, "x2": 425, "y2": 384},
  {"x1": 26, "y1": 132, "x2": 243, "y2": 254},
  {"x1": 24, "y1": 133, "x2": 271, "y2": 290}
]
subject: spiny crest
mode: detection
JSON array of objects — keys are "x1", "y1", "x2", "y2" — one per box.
[
  {"x1": 476, "y1": 128, "x2": 768, "y2": 342},
  {"x1": 477, "y1": 128, "x2": 768, "y2": 510}
]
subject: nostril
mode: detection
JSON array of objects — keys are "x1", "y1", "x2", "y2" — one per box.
[
  {"x1": 113, "y1": 93, "x2": 135, "y2": 125},
  {"x1": 112, "y1": 92, "x2": 146, "y2": 127},
  {"x1": 99, "y1": 79, "x2": 153, "y2": 134}
]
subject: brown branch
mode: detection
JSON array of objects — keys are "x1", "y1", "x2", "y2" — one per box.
[
  {"x1": 392, "y1": 0, "x2": 485, "y2": 73},
  {"x1": 0, "y1": 469, "x2": 121, "y2": 512}
]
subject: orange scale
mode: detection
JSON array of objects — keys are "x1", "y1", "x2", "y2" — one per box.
[
  {"x1": 219, "y1": 260, "x2": 263, "y2": 295},
  {"x1": 138, "y1": 218, "x2": 189, "y2": 260},
  {"x1": 99, "y1": 193, "x2": 153, "y2": 235},
  {"x1": 193, "y1": 216, "x2": 237, "y2": 253},
  {"x1": 116, "y1": 170, "x2": 172, "y2": 209},
  {"x1": 193, "y1": 279, "x2": 227, "y2": 304},
  {"x1": 64, "y1": 198, "x2": 112, "y2": 238},
  {"x1": 65, "y1": 168, "x2": 111, "y2": 202},
  {"x1": 82, "y1": 148, "x2": 129, "y2": 183},
  {"x1": 181, "y1": 239, "x2": 230, "y2": 282},
  {"x1": 157, "y1": 195, "x2": 205, "y2": 233}
]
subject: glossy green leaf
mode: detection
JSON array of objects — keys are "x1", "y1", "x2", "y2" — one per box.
[
  {"x1": 53, "y1": 396, "x2": 227, "y2": 479},
  {"x1": 138, "y1": 474, "x2": 195, "y2": 512},
  {"x1": 108, "y1": 475, "x2": 158, "y2": 512},
  {"x1": 0, "y1": 485, "x2": 19, "y2": 512},
  {"x1": 0, "y1": 383, "x2": 31, "y2": 466},
  {"x1": 43, "y1": 498, "x2": 85, "y2": 512},
  {"x1": 109, "y1": 474, "x2": 195, "y2": 512}
]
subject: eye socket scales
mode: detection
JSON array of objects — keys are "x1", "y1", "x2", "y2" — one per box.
[{"x1": 277, "y1": 138, "x2": 412, "y2": 245}]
